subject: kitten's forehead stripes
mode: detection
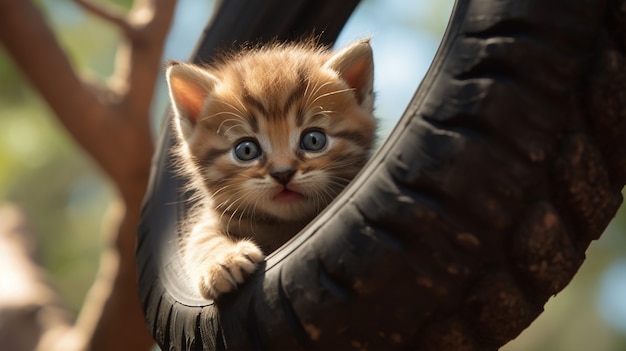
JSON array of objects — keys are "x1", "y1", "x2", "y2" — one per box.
[
  {"x1": 248, "y1": 114, "x2": 259, "y2": 133},
  {"x1": 283, "y1": 83, "x2": 307, "y2": 115},
  {"x1": 331, "y1": 130, "x2": 373, "y2": 148},
  {"x1": 238, "y1": 66, "x2": 310, "y2": 124},
  {"x1": 242, "y1": 90, "x2": 269, "y2": 118},
  {"x1": 295, "y1": 107, "x2": 305, "y2": 128},
  {"x1": 282, "y1": 70, "x2": 309, "y2": 114}
]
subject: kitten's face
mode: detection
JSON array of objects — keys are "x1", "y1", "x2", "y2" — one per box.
[{"x1": 167, "y1": 40, "x2": 376, "y2": 223}]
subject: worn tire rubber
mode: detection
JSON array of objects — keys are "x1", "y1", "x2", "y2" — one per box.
[{"x1": 137, "y1": 0, "x2": 626, "y2": 349}]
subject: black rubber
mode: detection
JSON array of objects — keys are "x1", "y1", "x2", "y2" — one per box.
[{"x1": 137, "y1": 0, "x2": 626, "y2": 349}]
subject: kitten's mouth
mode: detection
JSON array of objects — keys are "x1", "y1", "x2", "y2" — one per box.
[{"x1": 273, "y1": 189, "x2": 304, "y2": 203}]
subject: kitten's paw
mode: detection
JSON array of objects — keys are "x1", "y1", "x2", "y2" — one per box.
[{"x1": 198, "y1": 241, "x2": 265, "y2": 300}]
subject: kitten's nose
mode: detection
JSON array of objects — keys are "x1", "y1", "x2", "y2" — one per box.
[{"x1": 270, "y1": 167, "x2": 295, "y2": 185}]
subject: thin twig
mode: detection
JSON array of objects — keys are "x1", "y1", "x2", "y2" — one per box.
[{"x1": 73, "y1": 0, "x2": 135, "y2": 39}]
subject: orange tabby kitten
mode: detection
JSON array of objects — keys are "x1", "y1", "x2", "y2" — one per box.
[{"x1": 166, "y1": 39, "x2": 376, "y2": 300}]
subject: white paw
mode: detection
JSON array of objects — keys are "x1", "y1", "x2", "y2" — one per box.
[{"x1": 197, "y1": 241, "x2": 265, "y2": 300}]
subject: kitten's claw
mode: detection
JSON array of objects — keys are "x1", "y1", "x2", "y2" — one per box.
[{"x1": 198, "y1": 241, "x2": 265, "y2": 300}]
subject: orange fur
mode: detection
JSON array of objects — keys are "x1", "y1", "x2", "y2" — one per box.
[{"x1": 166, "y1": 39, "x2": 376, "y2": 300}]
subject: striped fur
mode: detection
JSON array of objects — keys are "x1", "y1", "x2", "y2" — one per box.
[{"x1": 166, "y1": 39, "x2": 376, "y2": 300}]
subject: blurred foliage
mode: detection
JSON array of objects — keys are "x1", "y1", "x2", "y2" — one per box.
[{"x1": 0, "y1": 1, "x2": 625, "y2": 349}]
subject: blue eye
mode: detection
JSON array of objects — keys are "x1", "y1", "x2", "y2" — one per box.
[
  {"x1": 300, "y1": 130, "x2": 327, "y2": 152},
  {"x1": 234, "y1": 140, "x2": 261, "y2": 161}
]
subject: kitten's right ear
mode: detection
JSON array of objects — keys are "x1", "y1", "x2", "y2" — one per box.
[
  {"x1": 324, "y1": 39, "x2": 374, "y2": 112},
  {"x1": 166, "y1": 62, "x2": 219, "y2": 128}
]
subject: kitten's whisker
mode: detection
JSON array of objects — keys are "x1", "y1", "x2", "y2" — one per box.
[
  {"x1": 310, "y1": 88, "x2": 354, "y2": 105},
  {"x1": 216, "y1": 117, "x2": 246, "y2": 132},
  {"x1": 316, "y1": 109, "x2": 334, "y2": 115},
  {"x1": 215, "y1": 189, "x2": 249, "y2": 211},
  {"x1": 202, "y1": 111, "x2": 245, "y2": 122},
  {"x1": 310, "y1": 81, "x2": 334, "y2": 98},
  {"x1": 229, "y1": 188, "x2": 265, "y2": 235},
  {"x1": 213, "y1": 98, "x2": 247, "y2": 117},
  {"x1": 222, "y1": 194, "x2": 251, "y2": 233},
  {"x1": 227, "y1": 202, "x2": 244, "y2": 232},
  {"x1": 212, "y1": 183, "x2": 237, "y2": 198},
  {"x1": 214, "y1": 192, "x2": 245, "y2": 215},
  {"x1": 212, "y1": 176, "x2": 259, "y2": 193},
  {"x1": 250, "y1": 196, "x2": 263, "y2": 236},
  {"x1": 302, "y1": 78, "x2": 312, "y2": 108},
  {"x1": 221, "y1": 122, "x2": 248, "y2": 137},
  {"x1": 230, "y1": 94, "x2": 249, "y2": 116},
  {"x1": 304, "y1": 81, "x2": 334, "y2": 107},
  {"x1": 309, "y1": 109, "x2": 331, "y2": 125},
  {"x1": 322, "y1": 161, "x2": 365, "y2": 172},
  {"x1": 242, "y1": 192, "x2": 264, "y2": 236},
  {"x1": 215, "y1": 184, "x2": 264, "y2": 219}
]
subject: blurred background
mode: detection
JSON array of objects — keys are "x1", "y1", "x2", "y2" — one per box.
[{"x1": 0, "y1": 0, "x2": 624, "y2": 350}]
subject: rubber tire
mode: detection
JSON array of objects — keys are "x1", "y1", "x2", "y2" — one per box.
[{"x1": 137, "y1": 0, "x2": 626, "y2": 349}]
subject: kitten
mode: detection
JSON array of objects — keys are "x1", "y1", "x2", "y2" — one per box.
[{"x1": 166, "y1": 39, "x2": 376, "y2": 300}]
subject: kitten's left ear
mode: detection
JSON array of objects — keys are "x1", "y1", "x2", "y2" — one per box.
[
  {"x1": 166, "y1": 62, "x2": 219, "y2": 132},
  {"x1": 325, "y1": 39, "x2": 374, "y2": 112}
]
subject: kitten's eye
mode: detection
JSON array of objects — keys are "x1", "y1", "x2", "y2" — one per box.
[
  {"x1": 300, "y1": 130, "x2": 327, "y2": 152},
  {"x1": 234, "y1": 140, "x2": 261, "y2": 161}
]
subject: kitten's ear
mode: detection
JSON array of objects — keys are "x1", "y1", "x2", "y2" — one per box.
[
  {"x1": 166, "y1": 62, "x2": 219, "y2": 128},
  {"x1": 324, "y1": 39, "x2": 374, "y2": 112}
]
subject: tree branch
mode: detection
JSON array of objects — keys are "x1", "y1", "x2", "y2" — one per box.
[
  {"x1": 73, "y1": 0, "x2": 134, "y2": 39},
  {"x1": 0, "y1": 0, "x2": 106, "y2": 159},
  {"x1": 0, "y1": 0, "x2": 177, "y2": 350},
  {"x1": 0, "y1": 0, "x2": 174, "y2": 197},
  {"x1": 116, "y1": 0, "x2": 178, "y2": 145}
]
